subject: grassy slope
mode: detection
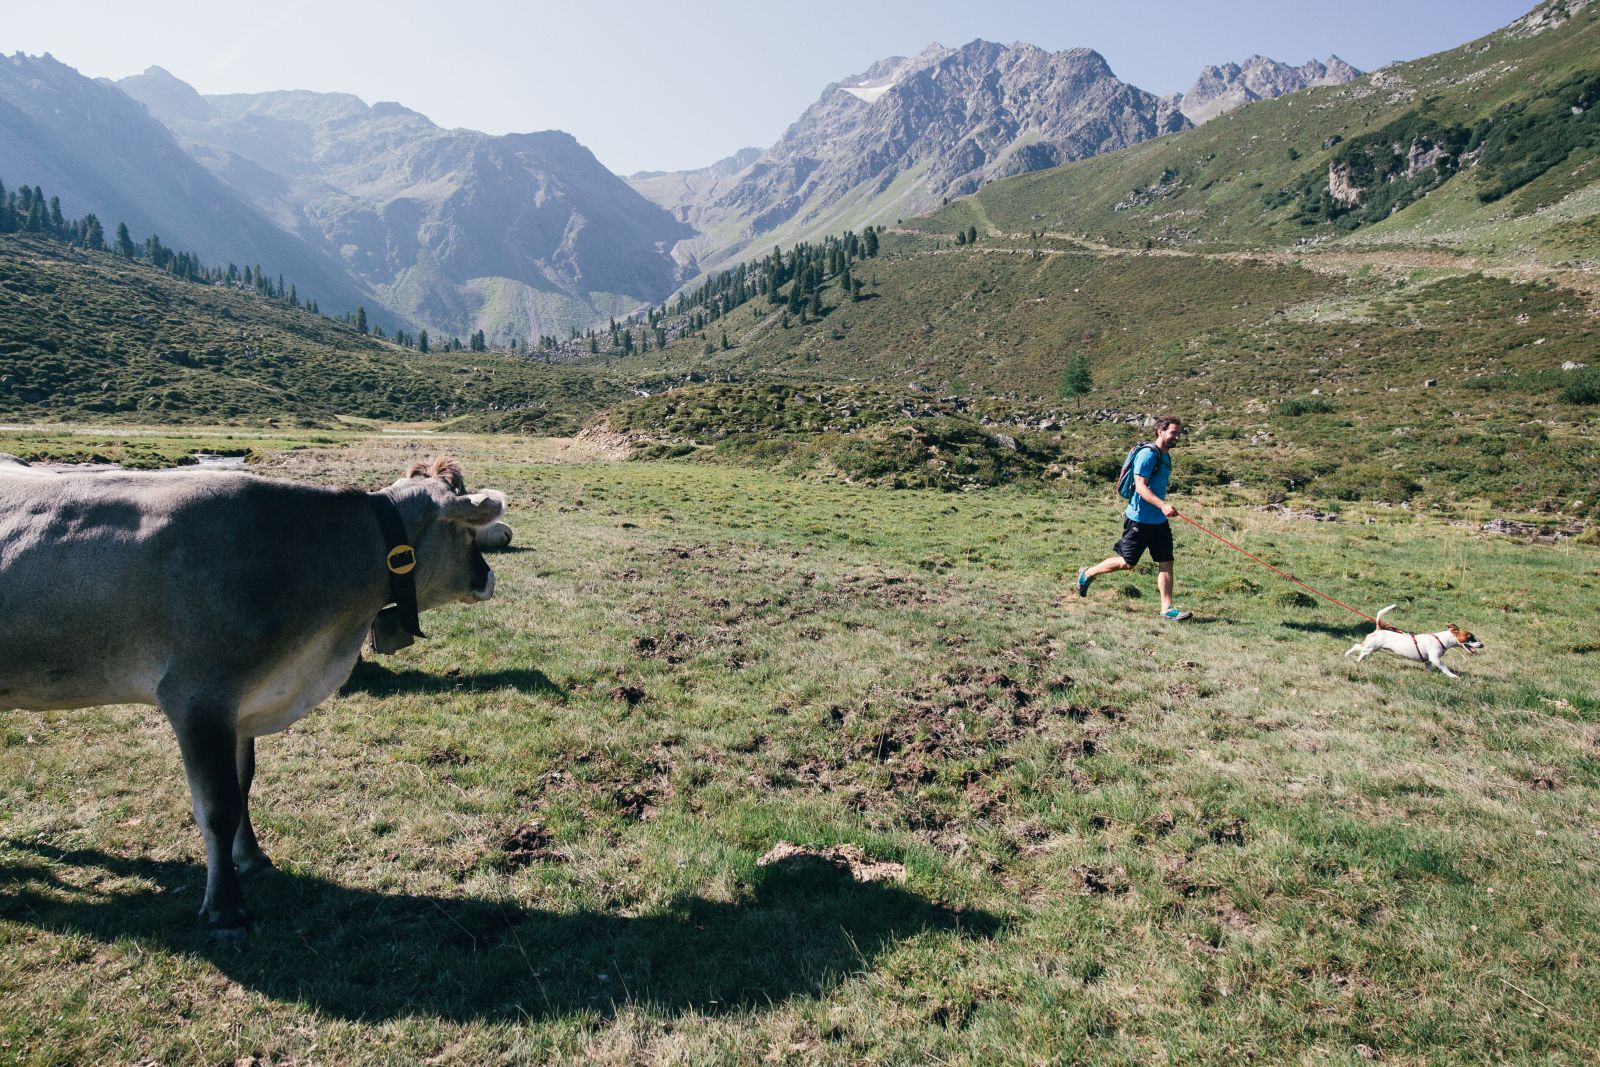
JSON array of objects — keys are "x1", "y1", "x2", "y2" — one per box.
[
  {"x1": 918, "y1": 3, "x2": 1600, "y2": 254},
  {"x1": 2, "y1": 436, "x2": 1596, "y2": 1063},
  {"x1": 0, "y1": 236, "x2": 625, "y2": 433},
  {"x1": 606, "y1": 4, "x2": 1600, "y2": 518}
]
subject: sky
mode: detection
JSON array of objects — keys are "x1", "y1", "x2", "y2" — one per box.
[{"x1": 7, "y1": 0, "x2": 1539, "y2": 175}]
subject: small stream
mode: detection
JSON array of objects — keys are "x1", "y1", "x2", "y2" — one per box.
[{"x1": 28, "y1": 453, "x2": 250, "y2": 474}]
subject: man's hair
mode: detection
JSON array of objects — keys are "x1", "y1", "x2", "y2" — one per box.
[{"x1": 1155, "y1": 415, "x2": 1184, "y2": 432}]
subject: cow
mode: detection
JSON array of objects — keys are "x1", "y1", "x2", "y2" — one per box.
[{"x1": 0, "y1": 455, "x2": 508, "y2": 937}]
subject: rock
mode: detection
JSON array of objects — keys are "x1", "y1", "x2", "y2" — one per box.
[
  {"x1": 1424, "y1": 378, "x2": 1438, "y2": 387},
  {"x1": 1481, "y1": 517, "x2": 1541, "y2": 539},
  {"x1": 1563, "y1": 361, "x2": 1587, "y2": 371},
  {"x1": 1328, "y1": 162, "x2": 1363, "y2": 206},
  {"x1": 1254, "y1": 503, "x2": 1338, "y2": 522},
  {"x1": 993, "y1": 433, "x2": 1019, "y2": 451}
]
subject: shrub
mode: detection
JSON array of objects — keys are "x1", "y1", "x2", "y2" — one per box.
[
  {"x1": 1557, "y1": 373, "x2": 1600, "y2": 405},
  {"x1": 1314, "y1": 464, "x2": 1422, "y2": 503},
  {"x1": 1278, "y1": 397, "x2": 1336, "y2": 416}
]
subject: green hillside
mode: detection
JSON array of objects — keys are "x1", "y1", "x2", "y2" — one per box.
[
  {"x1": 917, "y1": 1, "x2": 1600, "y2": 256},
  {"x1": 0, "y1": 235, "x2": 623, "y2": 433},
  {"x1": 592, "y1": 3, "x2": 1600, "y2": 520}
]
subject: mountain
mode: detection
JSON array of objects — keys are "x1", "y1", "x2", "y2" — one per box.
[
  {"x1": 1169, "y1": 55, "x2": 1361, "y2": 125},
  {"x1": 0, "y1": 52, "x2": 371, "y2": 319},
  {"x1": 629, "y1": 41, "x2": 1190, "y2": 275},
  {"x1": 115, "y1": 68, "x2": 692, "y2": 345}
]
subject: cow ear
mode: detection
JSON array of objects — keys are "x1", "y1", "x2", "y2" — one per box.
[
  {"x1": 431, "y1": 456, "x2": 466, "y2": 494},
  {"x1": 444, "y1": 490, "x2": 506, "y2": 527}
]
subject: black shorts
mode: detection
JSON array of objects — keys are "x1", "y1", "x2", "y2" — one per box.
[{"x1": 1114, "y1": 518, "x2": 1174, "y2": 565}]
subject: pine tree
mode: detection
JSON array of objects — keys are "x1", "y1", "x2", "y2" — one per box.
[
  {"x1": 1059, "y1": 352, "x2": 1093, "y2": 410},
  {"x1": 115, "y1": 222, "x2": 135, "y2": 258},
  {"x1": 967, "y1": 225, "x2": 978, "y2": 245},
  {"x1": 864, "y1": 228, "x2": 879, "y2": 257},
  {"x1": 356, "y1": 306, "x2": 368, "y2": 335},
  {"x1": 418, "y1": 330, "x2": 430, "y2": 353},
  {"x1": 81, "y1": 214, "x2": 104, "y2": 251},
  {"x1": 720, "y1": 330, "x2": 729, "y2": 351}
]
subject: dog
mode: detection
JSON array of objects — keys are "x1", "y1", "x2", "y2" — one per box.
[{"x1": 1344, "y1": 605, "x2": 1484, "y2": 678}]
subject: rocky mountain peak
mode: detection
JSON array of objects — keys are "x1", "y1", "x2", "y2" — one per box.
[
  {"x1": 1173, "y1": 53, "x2": 1362, "y2": 125},
  {"x1": 633, "y1": 38, "x2": 1185, "y2": 273}
]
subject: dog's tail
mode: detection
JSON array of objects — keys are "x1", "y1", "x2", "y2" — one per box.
[{"x1": 1374, "y1": 604, "x2": 1397, "y2": 632}]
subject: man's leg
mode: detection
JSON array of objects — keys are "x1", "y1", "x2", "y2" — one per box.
[
  {"x1": 1085, "y1": 555, "x2": 1132, "y2": 579},
  {"x1": 1157, "y1": 561, "x2": 1174, "y2": 613}
]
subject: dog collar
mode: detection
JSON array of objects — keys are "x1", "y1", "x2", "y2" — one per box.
[{"x1": 368, "y1": 492, "x2": 425, "y2": 640}]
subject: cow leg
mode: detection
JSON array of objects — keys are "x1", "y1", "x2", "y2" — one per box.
[
  {"x1": 232, "y1": 736, "x2": 273, "y2": 875},
  {"x1": 166, "y1": 702, "x2": 250, "y2": 937}
]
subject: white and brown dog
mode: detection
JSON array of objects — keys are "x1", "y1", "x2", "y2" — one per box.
[{"x1": 1344, "y1": 605, "x2": 1484, "y2": 678}]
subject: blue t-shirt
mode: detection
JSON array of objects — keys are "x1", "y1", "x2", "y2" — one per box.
[{"x1": 1124, "y1": 446, "x2": 1172, "y2": 524}]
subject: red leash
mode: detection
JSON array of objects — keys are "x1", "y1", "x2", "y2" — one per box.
[{"x1": 1174, "y1": 511, "x2": 1380, "y2": 625}]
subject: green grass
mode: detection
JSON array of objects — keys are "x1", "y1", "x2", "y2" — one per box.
[{"x1": 3, "y1": 433, "x2": 1598, "y2": 1063}]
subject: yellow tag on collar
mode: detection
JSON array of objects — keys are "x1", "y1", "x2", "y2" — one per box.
[{"x1": 386, "y1": 545, "x2": 417, "y2": 575}]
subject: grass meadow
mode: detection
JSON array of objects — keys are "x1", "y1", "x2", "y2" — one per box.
[{"x1": 2, "y1": 432, "x2": 1598, "y2": 1064}]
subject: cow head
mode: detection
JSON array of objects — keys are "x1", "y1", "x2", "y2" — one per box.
[
  {"x1": 385, "y1": 456, "x2": 507, "y2": 605},
  {"x1": 397, "y1": 457, "x2": 513, "y2": 550}
]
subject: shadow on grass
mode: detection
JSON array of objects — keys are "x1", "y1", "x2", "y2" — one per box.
[
  {"x1": 0, "y1": 842, "x2": 1002, "y2": 1024},
  {"x1": 339, "y1": 659, "x2": 566, "y2": 699},
  {"x1": 1280, "y1": 619, "x2": 1369, "y2": 641}
]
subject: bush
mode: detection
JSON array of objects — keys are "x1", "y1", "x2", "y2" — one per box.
[
  {"x1": 1314, "y1": 464, "x2": 1422, "y2": 503},
  {"x1": 1557, "y1": 374, "x2": 1600, "y2": 405},
  {"x1": 1277, "y1": 397, "x2": 1336, "y2": 416}
]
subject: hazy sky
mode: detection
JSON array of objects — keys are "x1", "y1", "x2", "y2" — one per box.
[{"x1": 9, "y1": 0, "x2": 1537, "y2": 175}]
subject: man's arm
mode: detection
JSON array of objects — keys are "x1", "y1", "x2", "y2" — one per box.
[{"x1": 1133, "y1": 475, "x2": 1177, "y2": 518}]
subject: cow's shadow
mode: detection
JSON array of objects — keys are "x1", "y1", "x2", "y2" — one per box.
[
  {"x1": 340, "y1": 659, "x2": 566, "y2": 699},
  {"x1": 0, "y1": 842, "x2": 1002, "y2": 1024}
]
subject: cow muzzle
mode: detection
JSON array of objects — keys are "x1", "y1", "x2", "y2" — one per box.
[{"x1": 467, "y1": 549, "x2": 495, "y2": 602}]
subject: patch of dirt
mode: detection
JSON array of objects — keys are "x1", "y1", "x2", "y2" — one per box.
[
  {"x1": 1071, "y1": 864, "x2": 1130, "y2": 896},
  {"x1": 571, "y1": 419, "x2": 644, "y2": 459},
  {"x1": 756, "y1": 842, "x2": 907, "y2": 883},
  {"x1": 1208, "y1": 818, "x2": 1247, "y2": 846},
  {"x1": 608, "y1": 684, "x2": 646, "y2": 706},
  {"x1": 502, "y1": 821, "x2": 564, "y2": 866},
  {"x1": 425, "y1": 747, "x2": 471, "y2": 766},
  {"x1": 630, "y1": 630, "x2": 695, "y2": 663}
]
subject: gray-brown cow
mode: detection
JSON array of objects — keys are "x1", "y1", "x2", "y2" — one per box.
[{"x1": 0, "y1": 456, "x2": 507, "y2": 936}]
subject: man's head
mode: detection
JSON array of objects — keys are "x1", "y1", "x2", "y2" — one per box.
[{"x1": 1155, "y1": 416, "x2": 1185, "y2": 450}]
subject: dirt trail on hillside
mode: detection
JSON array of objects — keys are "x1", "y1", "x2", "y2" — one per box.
[{"x1": 883, "y1": 228, "x2": 1600, "y2": 307}]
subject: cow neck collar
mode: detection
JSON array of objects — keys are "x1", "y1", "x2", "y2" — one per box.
[{"x1": 367, "y1": 491, "x2": 425, "y2": 639}]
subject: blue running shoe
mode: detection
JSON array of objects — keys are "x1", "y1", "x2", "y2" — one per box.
[
  {"x1": 1160, "y1": 607, "x2": 1193, "y2": 621},
  {"x1": 1077, "y1": 568, "x2": 1093, "y2": 597}
]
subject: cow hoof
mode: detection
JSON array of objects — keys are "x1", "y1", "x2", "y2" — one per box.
[
  {"x1": 208, "y1": 921, "x2": 251, "y2": 944},
  {"x1": 235, "y1": 852, "x2": 274, "y2": 877},
  {"x1": 200, "y1": 902, "x2": 252, "y2": 939}
]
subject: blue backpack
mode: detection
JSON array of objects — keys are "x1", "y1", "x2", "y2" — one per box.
[{"x1": 1116, "y1": 443, "x2": 1167, "y2": 500}]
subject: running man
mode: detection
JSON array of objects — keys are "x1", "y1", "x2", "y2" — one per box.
[{"x1": 1077, "y1": 415, "x2": 1192, "y2": 621}]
